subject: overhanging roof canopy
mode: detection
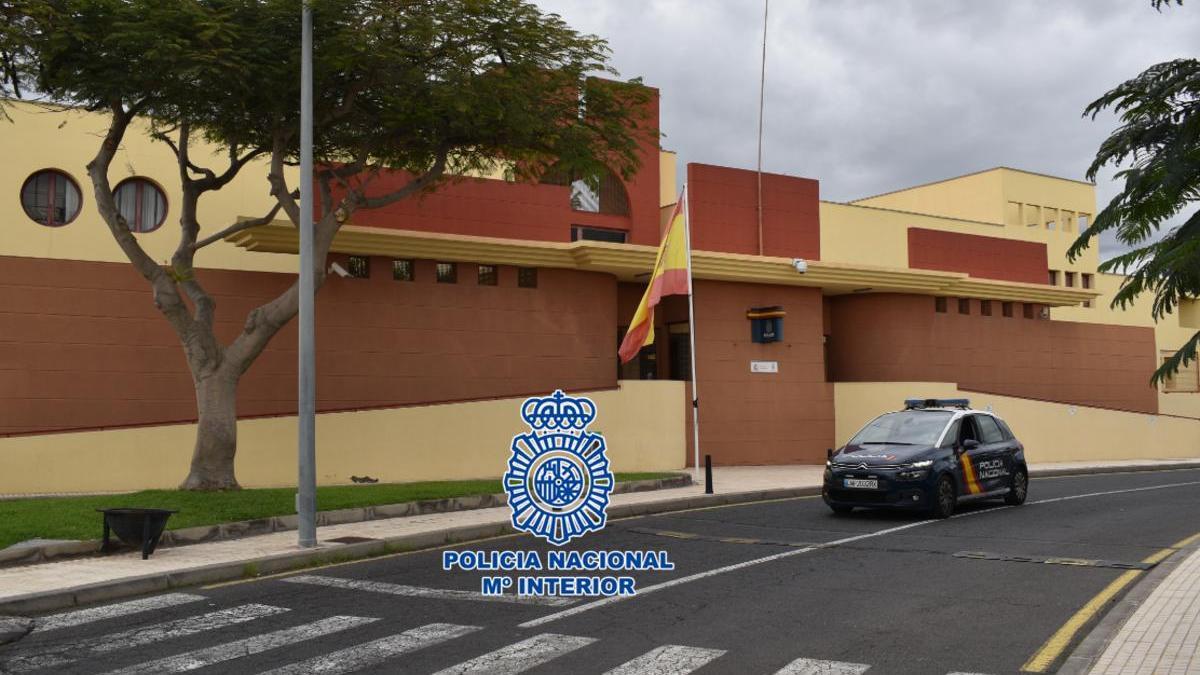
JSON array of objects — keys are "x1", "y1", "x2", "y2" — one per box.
[{"x1": 228, "y1": 221, "x2": 1098, "y2": 306}]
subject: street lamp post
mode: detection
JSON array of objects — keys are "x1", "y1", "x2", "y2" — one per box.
[{"x1": 297, "y1": 0, "x2": 317, "y2": 548}]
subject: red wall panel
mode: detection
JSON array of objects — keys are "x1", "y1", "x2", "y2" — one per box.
[
  {"x1": 827, "y1": 293, "x2": 1159, "y2": 414},
  {"x1": 0, "y1": 255, "x2": 617, "y2": 435},
  {"x1": 907, "y1": 228, "x2": 1048, "y2": 284},
  {"x1": 686, "y1": 164, "x2": 821, "y2": 259}
]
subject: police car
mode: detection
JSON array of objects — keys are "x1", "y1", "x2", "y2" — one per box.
[{"x1": 822, "y1": 398, "x2": 1028, "y2": 518}]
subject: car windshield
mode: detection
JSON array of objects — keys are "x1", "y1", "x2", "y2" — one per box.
[{"x1": 848, "y1": 411, "x2": 952, "y2": 447}]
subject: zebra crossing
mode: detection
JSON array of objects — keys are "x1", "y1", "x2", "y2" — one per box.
[{"x1": 3, "y1": 587, "x2": 997, "y2": 674}]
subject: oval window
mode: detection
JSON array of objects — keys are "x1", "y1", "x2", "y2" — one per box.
[
  {"x1": 20, "y1": 169, "x2": 83, "y2": 227},
  {"x1": 113, "y1": 178, "x2": 168, "y2": 233}
]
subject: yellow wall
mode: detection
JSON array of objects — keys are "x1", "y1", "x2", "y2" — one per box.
[
  {"x1": 0, "y1": 100, "x2": 296, "y2": 272},
  {"x1": 835, "y1": 382, "x2": 1200, "y2": 464},
  {"x1": 0, "y1": 380, "x2": 686, "y2": 495},
  {"x1": 851, "y1": 169, "x2": 1006, "y2": 224},
  {"x1": 659, "y1": 150, "x2": 678, "y2": 207}
]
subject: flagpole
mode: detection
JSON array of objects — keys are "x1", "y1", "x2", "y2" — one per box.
[{"x1": 682, "y1": 184, "x2": 702, "y2": 478}]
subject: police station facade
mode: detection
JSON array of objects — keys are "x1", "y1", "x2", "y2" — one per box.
[{"x1": 2, "y1": 92, "x2": 1199, "y2": 494}]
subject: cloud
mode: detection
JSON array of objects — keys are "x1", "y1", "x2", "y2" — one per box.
[{"x1": 536, "y1": 0, "x2": 1199, "y2": 258}]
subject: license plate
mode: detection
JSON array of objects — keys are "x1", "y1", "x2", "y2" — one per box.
[{"x1": 844, "y1": 478, "x2": 878, "y2": 489}]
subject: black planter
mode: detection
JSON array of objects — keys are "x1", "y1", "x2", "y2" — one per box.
[{"x1": 97, "y1": 508, "x2": 178, "y2": 559}]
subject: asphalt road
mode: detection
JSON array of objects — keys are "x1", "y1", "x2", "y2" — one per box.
[{"x1": 4, "y1": 468, "x2": 1200, "y2": 675}]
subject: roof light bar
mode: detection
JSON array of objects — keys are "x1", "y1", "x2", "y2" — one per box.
[{"x1": 904, "y1": 398, "x2": 971, "y2": 410}]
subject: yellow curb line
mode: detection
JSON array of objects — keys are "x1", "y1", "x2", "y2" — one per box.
[{"x1": 1020, "y1": 530, "x2": 1200, "y2": 672}]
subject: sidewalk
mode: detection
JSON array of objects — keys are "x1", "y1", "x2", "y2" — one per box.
[
  {"x1": 1086, "y1": 544, "x2": 1200, "y2": 674},
  {"x1": 0, "y1": 460, "x2": 1196, "y2": 616}
]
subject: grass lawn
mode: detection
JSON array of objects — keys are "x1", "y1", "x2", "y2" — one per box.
[{"x1": 0, "y1": 472, "x2": 678, "y2": 549}]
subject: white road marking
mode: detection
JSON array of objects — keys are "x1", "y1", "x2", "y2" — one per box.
[
  {"x1": 5, "y1": 604, "x2": 287, "y2": 673},
  {"x1": 603, "y1": 644, "x2": 727, "y2": 674},
  {"x1": 257, "y1": 623, "x2": 481, "y2": 675},
  {"x1": 431, "y1": 633, "x2": 597, "y2": 674},
  {"x1": 520, "y1": 480, "x2": 1200, "y2": 629},
  {"x1": 281, "y1": 574, "x2": 576, "y2": 606},
  {"x1": 102, "y1": 615, "x2": 376, "y2": 674},
  {"x1": 33, "y1": 593, "x2": 208, "y2": 633},
  {"x1": 773, "y1": 657, "x2": 871, "y2": 674}
]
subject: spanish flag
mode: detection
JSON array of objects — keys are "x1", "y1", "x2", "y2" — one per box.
[{"x1": 618, "y1": 189, "x2": 691, "y2": 363}]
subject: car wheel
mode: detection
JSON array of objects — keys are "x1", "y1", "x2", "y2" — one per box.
[
  {"x1": 930, "y1": 475, "x2": 956, "y2": 519},
  {"x1": 1005, "y1": 468, "x2": 1028, "y2": 506},
  {"x1": 829, "y1": 504, "x2": 853, "y2": 515}
]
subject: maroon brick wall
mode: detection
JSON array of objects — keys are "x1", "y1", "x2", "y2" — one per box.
[
  {"x1": 827, "y1": 293, "x2": 1159, "y2": 414},
  {"x1": 908, "y1": 228, "x2": 1049, "y2": 284},
  {"x1": 686, "y1": 164, "x2": 821, "y2": 260},
  {"x1": 0, "y1": 255, "x2": 617, "y2": 435}
]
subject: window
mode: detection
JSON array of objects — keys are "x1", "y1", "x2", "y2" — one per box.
[
  {"x1": 849, "y1": 411, "x2": 954, "y2": 447},
  {"x1": 1064, "y1": 272, "x2": 1076, "y2": 288},
  {"x1": 667, "y1": 322, "x2": 691, "y2": 381},
  {"x1": 1048, "y1": 270, "x2": 1059, "y2": 286},
  {"x1": 958, "y1": 298, "x2": 970, "y2": 315},
  {"x1": 981, "y1": 300, "x2": 993, "y2": 316},
  {"x1": 1161, "y1": 351, "x2": 1200, "y2": 393},
  {"x1": 975, "y1": 415, "x2": 1005, "y2": 444},
  {"x1": 542, "y1": 166, "x2": 630, "y2": 216},
  {"x1": 20, "y1": 169, "x2": 82, "y2": 227},
  {"x1": 477, "y1": 264, "x2": 498, "y2": 286},
  {"x1": 571, "y1": 226, "x2": 627, "y2": 243},
  {"x1": 1023, "y1": 303, "x2": 1035, "y2": 319},
  {"x1": 392, "y1": 259, "x2": 414, "y2": 281},
  {"x1": 1025, "y1": 204, "x2": 1042, "y2": 228},
  {"x1": 113, "y1": 177, "x2": 167, "y2": 233},
  {"x1": 1078, "y1": 214, "x2": 1090, "y2": 230},
  {"x1": 436, "y1": 262, "x2": 457, "y2": 283},
  {"x1": 938, "y1": 420, "x2": 962, "y2": 448},
  {"x1": 1002, "y1": 302, "x2": 1014, "y2": 318},
  {"x1": 517, "y1": 267, "x2": 538, "y2": 288},
  {"x1": 347, "y1": 256, "x2": 370, "y2": 279},
  {"x1": 935, "y1": 297, "x2": 947, "y2": 313},
  {"x1": 1082, "y1": 273, "x2": 1093, "y2": 290}
]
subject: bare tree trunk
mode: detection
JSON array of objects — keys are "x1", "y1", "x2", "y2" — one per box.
[{"x1": 180, "y1": 369, "x2": 241, "y2": 490}]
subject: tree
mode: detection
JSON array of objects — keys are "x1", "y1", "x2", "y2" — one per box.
[
  {"x1": 13, "y1": 0, "x2": 654, "y2": 489},
  {"x1": 1068, "y1": 2, "x2": 1196, "y2": 385}
]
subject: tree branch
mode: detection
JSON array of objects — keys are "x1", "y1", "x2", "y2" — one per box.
[
  {"x1": 268, "y1": 133, "x2": 301, "y2": 225},
  {"x1": 193, "y1": 203, "x2": 285, "y2": 249},
  {"x1": 354, "y1": 151, "x2": 449, "y2": 210}
]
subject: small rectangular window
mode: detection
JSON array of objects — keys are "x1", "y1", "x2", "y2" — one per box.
[
  {"x1": 1065, "y1": 272, "x2": 1076, "y2": 288},
  {"x1": 1002, "y1": 302, "x2": 1014, "y2": 318},
  {"x1": 436, "y1": 262, "x2": 457, "y2": 284},
  {"x1": 392, "y1": 259, "x2": 414, "y2": 281},
  {"x1": 1078, "y1": 214, "x2": 1090, "y2": 230},
  {"x1": 958, "y1": 298, "x2": 970, "y2": 315},
  {"x1": 1161, "y1": 351, "x2": 1200, "y2": 393},
  {"x1": 517, "y1": 267, "x2": 538, "y2": 288},
  {"x1": 477, "y1": 264, "x2": 498, "y2": 286},
  {"x1": 1082, "y1": 300, "x2": 1092, "y2": 308},
  {"x1": 347, "y1": 256, "x2": 370, "y2": 279},
  {"x1": 981, "y1": 300, "x2": 992, "y2": 316},
  {"x1": 1048, "y1": 270, "x2": 1059, "y2": 286},
  {"x1": 1082, "y1": 273, "x2": 1093, "y2": 290},
  {"x1": 1023, "y1": 303, "x2": 1035, "y2": 319},
  {"x1": 935, "y1": 297, "x2": 947, "y2": 313},
  {"x1": 571, "y1": 226, "x2": 628, "y2": 243}
]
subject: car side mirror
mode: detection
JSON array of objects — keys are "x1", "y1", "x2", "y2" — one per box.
[{"x1": 960, "y1": 439, "x2": 980, "y2": 451}]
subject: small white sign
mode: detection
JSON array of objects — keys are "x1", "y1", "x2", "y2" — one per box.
[{"x1": 750, "y1": 360, "x2": 779, "y2": 373}]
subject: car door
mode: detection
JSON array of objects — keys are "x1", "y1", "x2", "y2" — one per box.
[
  {"x1": 972, "y1": 414, "x2": 1011, "y2": 493},
  {"x1": 955, "y1": 415, "x2": 988, "y2": 498}
]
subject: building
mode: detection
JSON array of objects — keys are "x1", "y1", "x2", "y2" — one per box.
[{"x1": 2, "y1": 95, "x2": 1198, "y2": 495}]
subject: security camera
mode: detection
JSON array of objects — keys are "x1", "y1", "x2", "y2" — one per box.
[
  {"x1": 791, "y1": 258, "x2": 808, "y2": 274},
  {"x1": 329, "y1": 262, "x2": 351, "y2": 278}
]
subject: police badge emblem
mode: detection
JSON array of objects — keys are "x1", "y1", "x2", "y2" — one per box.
[{"x1": 504, "y1": 390, "x2": 614, "y2": 546}]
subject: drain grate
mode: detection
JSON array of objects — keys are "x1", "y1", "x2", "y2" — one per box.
[
  {"x1": 327, "y1": 536, "x2": 379, "y2": 545},
  {"x1": 954, "y1": 550, "x2": 1154, "y2": 570}
]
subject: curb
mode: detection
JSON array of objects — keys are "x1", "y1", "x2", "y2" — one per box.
[
  {"x1": 0, "y1": 484, "x2": 818, "y2": 616},
  {"x1": 1029, "y1": 461, "x2": 1200, "y2": 479},
  {"x1": 0, "y1": 474, "x2": 692, "y2": 568},
  {"x1": 1056, "y1": 538, "x2": 1200, "y2": 675}
]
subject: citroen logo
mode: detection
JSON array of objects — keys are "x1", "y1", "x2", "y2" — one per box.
[{"x1": 857, "y1": 462, "x2": 868, "y2": 470}]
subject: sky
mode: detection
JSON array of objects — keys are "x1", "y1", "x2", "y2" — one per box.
[{"x1": 533, "y1": 0, "x2": 1199, "y2": 259}]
